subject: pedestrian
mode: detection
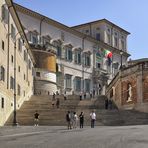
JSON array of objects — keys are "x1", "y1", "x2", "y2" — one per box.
[
  {"x1": 53, "y1": 92, "x2": 55, "y2": 100},
  {"x1": 34, "y1": 110, "x2": 39, "y2": 126},
  {"x1": 90, "y1": 110, "x2": 96, "y2": 128},
  {"x1": 79, "y1": 92, "x2": 82, "y2": 101},
  {"x1": 84, "y1": 92, "x2": 86, "y2": 99},
  {"x1": 66, "y1": 111, "x2": 71, "y2": 129},
  {"x1": 73, "y1": 112, "x2": 79, "y2": 128},
  {"x1": 79, "y1": 112, "x2": 84, "y2": 128},
  {"x1": 93, "y1": 89, "x2": 95, "y2": 97},
  {"x1": 90, "y1": 91, "x2": 92, "y2": 98},
  {"x1": 51, "y1": 99, "x2": 55, "y2": 108},
  {"x1": 56, "y1": 98, "x2": 60, "y2": 108},
  {"x1": 64, "y1": 91, "x2": 67, "y2": 100}
]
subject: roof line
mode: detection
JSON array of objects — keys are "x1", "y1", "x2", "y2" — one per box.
[
  {"x1": 71, "y1": 18, "x2": 130, "y2": 35},
  {"x1": 13, "y1": 2, "x2": 130, "y2": 57}
]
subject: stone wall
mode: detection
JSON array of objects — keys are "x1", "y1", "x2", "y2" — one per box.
[{"x1": 106, "y1": 62, "x2": 148, "y2": 112}]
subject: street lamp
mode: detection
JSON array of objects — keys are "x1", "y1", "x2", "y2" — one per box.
[
  {"x1": 120, "y1": 50, "x2": 123, "y2": 69},
  {"x1": 13, "y1": 36, "x2": 17, "y2": 126},
  {"x1": 12, "y1": 29, "x2": 28, "y2": 126}
]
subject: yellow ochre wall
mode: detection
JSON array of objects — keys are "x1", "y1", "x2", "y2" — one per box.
[{"x1": 43, "y1": 55, "x2": 56, "y2": 73}]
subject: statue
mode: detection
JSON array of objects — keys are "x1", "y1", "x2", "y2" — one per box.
[{"x1": 127, "y1": 84, "x2": 132, "y2": 102}]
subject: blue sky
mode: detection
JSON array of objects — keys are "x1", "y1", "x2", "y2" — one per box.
[{"x1": 14, "y1": 0, "x2": 148, "y2": 60}]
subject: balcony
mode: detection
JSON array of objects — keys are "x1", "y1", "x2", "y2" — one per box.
[{"x1": 29, "y1": 42, "x2": 57, "y2": 55}]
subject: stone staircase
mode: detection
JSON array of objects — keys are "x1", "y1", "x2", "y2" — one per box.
[{"x1": 5, "y1": 95, "x2": 148, "y2": 126}]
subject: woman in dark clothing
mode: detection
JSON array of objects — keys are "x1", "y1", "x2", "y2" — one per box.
[{"x1": 79, "y1": 112, "x2": 84, "y2": 128}]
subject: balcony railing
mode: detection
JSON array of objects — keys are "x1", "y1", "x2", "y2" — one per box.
[{"x1": 29, "y1": 42, "x2": 57, "y2": 54}]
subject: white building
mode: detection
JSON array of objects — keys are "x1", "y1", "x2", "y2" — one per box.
[
  {"x1": 14, "y1": 3, "x2": 130, "y2": 96},
  {"x1": 0, "y1": 0, "x2": 130, "y2": 125}
]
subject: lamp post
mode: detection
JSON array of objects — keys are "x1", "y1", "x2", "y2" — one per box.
[
  {"x1": 12, "y1": 29, "x2": 28, "y2": 126},
  {"x1": 13, "y1": 38, "x2": 17, "y2": 126},
  {"x1": 120, "y1": 50, "x2": 123, "y2": 69}
]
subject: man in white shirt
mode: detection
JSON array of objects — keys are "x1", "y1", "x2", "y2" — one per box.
[{"x1": 90, "y1": 110, "x2": 96, "y2": 128}]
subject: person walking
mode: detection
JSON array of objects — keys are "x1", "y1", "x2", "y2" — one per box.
[
  {"x1": 64, "y1": 91, "x2": 67, "y2": 100},
  {"x1": 73, "y1": 112, "x2": 79, "y2": 128},
  {"x1": 66, "y1": 111, "x2": 71, "y2": 129},
  {"x1": 34, "y1": 110, "x2": 39, "y2": 126},
  {"x1": 79, "y1": 112, "x2": 84, "y2": 128},
  {"x1": 90, "y1": 110, "x2": 96, "y2": 128}
]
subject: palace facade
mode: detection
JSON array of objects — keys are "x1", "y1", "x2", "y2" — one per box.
[{"x1": 0, "y1": 0, "x2": 130, "y2": 125}]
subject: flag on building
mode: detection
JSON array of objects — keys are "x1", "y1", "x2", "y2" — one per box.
[{"x1": 104, "y1": 49, "x2": 112, "y2": 58}]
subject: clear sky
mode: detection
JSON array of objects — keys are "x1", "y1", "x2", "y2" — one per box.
[{"x1": 14, "y1": 0, "x2": 148, "y2": 60}]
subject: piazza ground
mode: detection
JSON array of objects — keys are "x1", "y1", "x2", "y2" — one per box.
[{"x1": 0, "y1": 125, "x2": 148, "y2": 148}]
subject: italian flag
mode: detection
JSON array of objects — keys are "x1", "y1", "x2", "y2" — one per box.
[{"x1": 104, "y1": 49, "x2": 112, "y2": 58}]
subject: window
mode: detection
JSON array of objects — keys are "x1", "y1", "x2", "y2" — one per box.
[
  {"x1": 96, "y1": 33, "x2": 100, "y2": 41},
  {"x1": 84, "y1": 53, "x2": 91, "y2": 67},
  {"x1": 114, "y1": 37, "x2": 118, "y2": 47},
  {"x1": 75, "y1": 50, "x2": 81, "y2": 64},
  {"x1": 56, "y1": 72, "x2": 62, "y2": 86},
  {"x1": 75, "y1": 77, "x2": 81, "y2": 91},
  {"x1": 18, "y1": 38, "x2": 23, "y2": 52},
  {"x1": 11, "y1": 24, "x2": 16, "y2": 40},
  {"x1": 2, "y1": 40, "x2": 4, "y2": 50},
  {"x1": 85, "y1": 79, "x2": 90, "y2": 92},
  {"x1": 121, "y1": 40, "x2": 125, "y2": 50},
  {"x1": 0, "y1": 66, "x2": 5, "y2": 81},
  {"x1": 1, "y1": 5, "x2": 8, "y2": 23},
  {"x1": 32, "y1": 35, "x2": 38, "y2": 44},
  {"x1": 65, "y1": 74, "x2": 72, "y2": 89},
  {"x1": 107, "y1": 33, "x2": 111, "y2": 44},
  {"x1": 24, "y1": 50, "x2": 27, "y2": 61},
  {"x1": 96, "y1": 63, "x2": 101, "y2": 68},
  {"x1": 36, "y1": 72, "x2": 40, "y2": 77},
  {"x1": 57, "y1": 46, "x2": 62, "y2": 58},
  {"x1": 11, "y1": 55, "x2": 13, "y2": 63},
  {"x1": 18, "y1": 66, "x2": 20, "y2": 72},
  {"x1": 1, "y1": 98, "x2": 4, "y2": 108},
  {"x1": 10, "y1": 76, "x2": 14, "y2": 89},
  {"x1": 17, "y1": 84, "x2": 21, "y2": 96},
  {"x1": 28, "y1": 31, "x2": 38, "y2": 44},
  {"x1": 65, "y1": 48, "x2": 72, "y2": 61}
]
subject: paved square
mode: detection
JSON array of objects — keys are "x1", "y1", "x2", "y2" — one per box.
[{"x1": 0, "y1": 125, "x2": 148, "y2": 148}]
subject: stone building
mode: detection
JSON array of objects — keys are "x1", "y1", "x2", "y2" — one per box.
[
  {"x1": 14, "y1": 3, "x2": 130, "y2": 95},
  {"x1": 106, "y1": 59, "x2": 148, "y2": 112},
  {"x1": 0, "y1": 0, "x2": 131, "y2": 125},
  {"x1": 0, "y1": 0, "x2": 34, "y2": 125}
]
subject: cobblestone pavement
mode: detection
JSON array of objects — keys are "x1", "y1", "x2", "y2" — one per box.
[{"x1": 0, "y1": 125, "x2": 148, "y2": 148}]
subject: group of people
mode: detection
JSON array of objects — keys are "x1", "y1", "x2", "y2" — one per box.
[{"x1": 66, "y1": 110, "x2": 96, "y2": 129}]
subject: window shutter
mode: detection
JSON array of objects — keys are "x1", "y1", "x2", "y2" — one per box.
[
  {"x1": 1, "y1": 5, "x2": 5, "y2": 21},
  {"x1": 5, "y1": 6, "x2": 8, "y2": 24}
]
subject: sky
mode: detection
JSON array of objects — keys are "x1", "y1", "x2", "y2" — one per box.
[{"x1": 14, "y1": 0, "x2": 148, "y2": 60}]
